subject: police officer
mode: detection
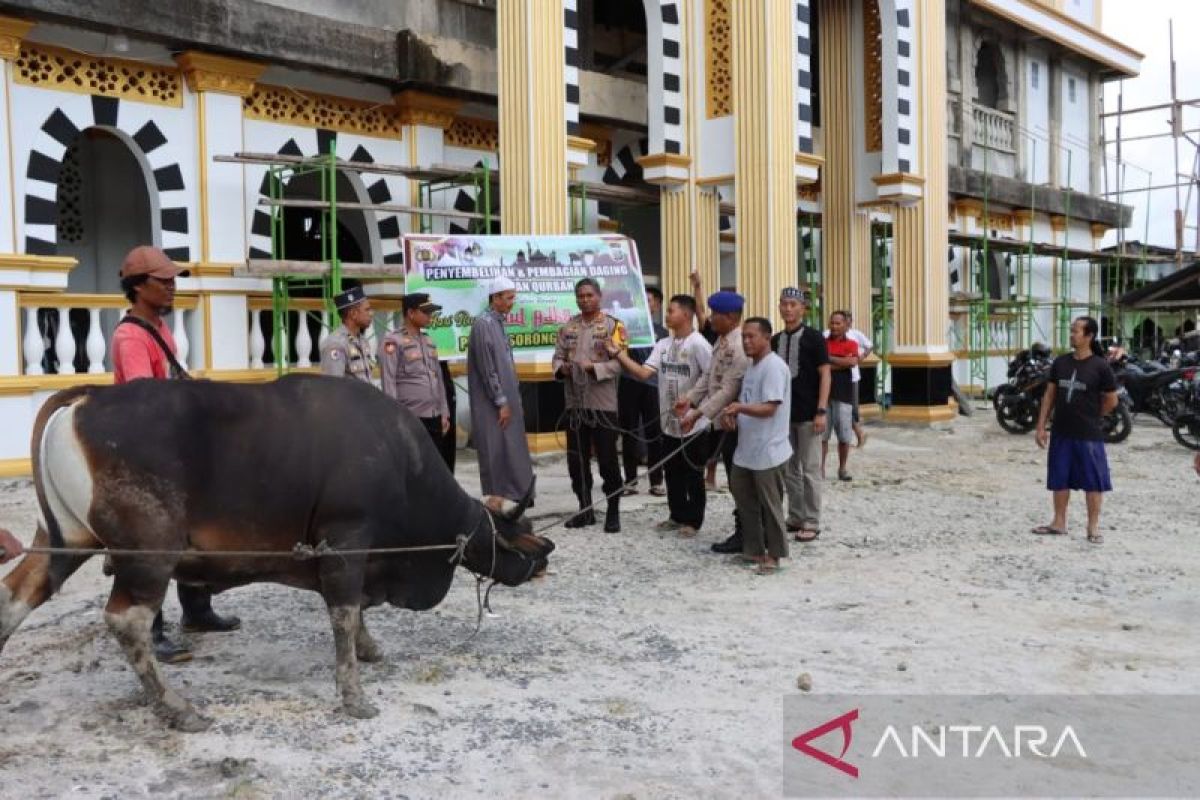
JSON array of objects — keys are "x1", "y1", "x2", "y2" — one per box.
[
  {"x1": 321, "y1": 285, "x2": 375, "y2": 383},
  {"x1": 552, "y1": 277, "x2": 627, "y2": 532},
  {"x1": 380, "y1": 293, "x2": 453, "y2": 468}
]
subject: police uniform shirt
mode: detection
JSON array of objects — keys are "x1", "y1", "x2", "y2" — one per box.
[
  {"x1": 380, "y1": 328, "x2": 449, "y2": 418},
  {"x1": 320, "y1": 325, "x2": 374, "y2": 383},
  {"x1": 551, "y1": 313, "x2": 624, "y2": 412}
]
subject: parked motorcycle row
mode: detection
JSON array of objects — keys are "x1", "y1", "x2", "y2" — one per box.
[{"x1": 992, "y1": 343, "x2": 1199, "y2": 447}]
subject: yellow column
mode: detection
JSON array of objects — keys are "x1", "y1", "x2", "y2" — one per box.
[
  {"x1": 655, "y1": 182, "x2": 720, "y2": 300},
  {"x1": 732, "y1": 0, "x2": 797, "y2": 319},
  {"x1": 498, "y1": 0, "x2": 568, "y2": 234},
  {"x1": 886, "y1": 0, "x2": 954, "y2": 422},
  {"x1": 817, "y1": 0, "x2": 873, "y2": 328}
]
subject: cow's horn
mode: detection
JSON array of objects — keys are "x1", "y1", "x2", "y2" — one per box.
[{"x1": 505, "y1": 478, "x2": 536, "y2": 520}]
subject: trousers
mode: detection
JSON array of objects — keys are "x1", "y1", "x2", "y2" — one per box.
[
  {"x1": 729, "y1": 463, "x2": 789, "y2": 560},
  {"x1": 419, "y1": 416, "x2": 454, "y2": 471},
  {"x1": 784, "y1": 421, "x2": 822, "y2": 530},
  {"x1": 566, "y1": 411, "x2": 623, "y2": 504},
  {"x1": 662, "y1": 433, "x2": 710, "y2": 529},
  {"x1": 618, "y1": 378, "x2": 663, "y2": 486}
]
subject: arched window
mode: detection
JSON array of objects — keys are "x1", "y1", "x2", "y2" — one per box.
[{"x1": 974, "y1": 41, "x2": 1007, "y2": 109}]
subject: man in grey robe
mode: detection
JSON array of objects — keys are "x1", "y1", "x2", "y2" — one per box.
[{"x1": 467, "y1": 277, "x2": 535, "y2": 505}]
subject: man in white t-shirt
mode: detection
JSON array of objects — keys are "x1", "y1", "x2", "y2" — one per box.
[
  {"x1": 721, "y1": 317, "x2": 792, "y2": 574},
  {"x1": 825, "y1": 312, "x2": 873, "y2": 447},
  {"x1": 612, "y1": 294, "x2": 713, "y2": 537}
]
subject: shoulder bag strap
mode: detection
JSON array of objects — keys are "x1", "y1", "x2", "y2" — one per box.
[{"x1": 118, "y1": 315, "x2": 191, "y2": 380}]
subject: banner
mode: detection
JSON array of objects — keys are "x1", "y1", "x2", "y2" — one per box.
[{"x1": 402, "y1": 234, "x2": 656, "y2": 358}]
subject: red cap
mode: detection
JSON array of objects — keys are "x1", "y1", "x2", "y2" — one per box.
[{"x1": 119, "y1": 246, "x2": 190, "y2": 280}]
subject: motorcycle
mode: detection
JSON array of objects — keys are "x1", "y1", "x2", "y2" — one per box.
[
  {"x1": 1111, "y1": 355, "x2": 1195, "y2": 426},
  {"x1": 1171, "y1": 376, "x2": 1200, "y2": 451},
  {"x1": 994, "y1": 344, "x2": 1133, "y2": 443}
]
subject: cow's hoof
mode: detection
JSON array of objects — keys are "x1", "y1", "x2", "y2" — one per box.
[
  {"x1": 170, "y1": 709, "x2": 213, "y2": 733},
  {"x1": 356, "y1": 641, "x2": 384, "y2": 663},
  {"x1": 342, "y1": 700, "x2": 380, "y2": 720}
]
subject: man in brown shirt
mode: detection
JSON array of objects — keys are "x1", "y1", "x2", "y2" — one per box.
[
  {"x1": 553, "y1": 278, "x2": 626, "y2": 532},
  {"x1": 674, "y1": 290, "x2": 750, "y2": 553},
  {"x1": 380, "y1": 293, "x2": 452, "y2": 469}
]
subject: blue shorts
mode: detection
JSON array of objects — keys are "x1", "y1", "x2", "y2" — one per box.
[{"x1": 1046, "y1": 435, "x2": 1112, "y2": 493}]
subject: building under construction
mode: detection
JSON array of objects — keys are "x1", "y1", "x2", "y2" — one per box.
[{"x1": 0, "y1": 0, "x2": 1166, "y2": 472}]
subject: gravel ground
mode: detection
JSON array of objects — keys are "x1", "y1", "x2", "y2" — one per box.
[{"x1": 0, "y1": 413, "x2": 1197, "y2": 798}]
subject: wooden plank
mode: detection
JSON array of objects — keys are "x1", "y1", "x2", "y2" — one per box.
[
  {"x1": 256, "y1": 197, "x2": 486, "y2": 220},
  {"x1": 240, "y1": 260, "x2": 403, "y2": 278}
]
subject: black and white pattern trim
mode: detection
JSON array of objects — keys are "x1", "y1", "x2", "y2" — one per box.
[
  {"x1": 652, "y1": 1, "x2": 684, "y2": 155},
  {"x1": 795, "y1": 0, "x2": 814, "y2": 154},
  {"x1": 564, "y1": 0, "x2": 581, "y2": 137},
  {"x1": 24, "y1": 96, "x2": 190, "y2": 260},
  {"x1": 893, "y1": 0, "x2": 916, "y2": 174},
  {"x1": 247, "y1": 130, "x2": 401, "y2": 264}
]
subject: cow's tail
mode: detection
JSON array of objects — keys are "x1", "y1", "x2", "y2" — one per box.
[{"x1": 1, "y1": 386, "x2": 95, "y2": 654}]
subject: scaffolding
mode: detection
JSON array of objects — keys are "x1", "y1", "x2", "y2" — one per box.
[{"x1": 215, "y1": 148, "x2": 495, "y2": 375}]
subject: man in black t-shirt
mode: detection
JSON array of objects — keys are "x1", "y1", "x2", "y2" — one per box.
[
  {"x1": 1033, "y1": 316, "x2": 1118, "y2": 545},
  {"x1": 771, "y1": 288, "x2": 830, "y2": 542}
]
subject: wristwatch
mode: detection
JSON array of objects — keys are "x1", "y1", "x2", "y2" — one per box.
[{"x1": 815, "y1": 407, "x2": 827, "y2": 415}]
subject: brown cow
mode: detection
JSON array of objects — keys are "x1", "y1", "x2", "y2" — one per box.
[{"x1": 0, "y1": 376, "x2": 551, "y2": 731}]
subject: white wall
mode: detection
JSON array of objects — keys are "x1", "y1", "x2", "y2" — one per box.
[
  {"x1": 1023, "y1": 49, "x2": 1051, "y2": 184},
  {"x1": 1063, "y1": 0, "x2": 1097, "y2": 26},
  {"x1": 1060, "y1": 65, "x2": 1091, "y2": 193}
]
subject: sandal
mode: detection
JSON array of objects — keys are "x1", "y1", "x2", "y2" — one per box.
[
  {"x1": 755, "y1": 561, "x2": 782, "y2": 576},
  {"x1": 1087, "y1": 532, "x2": 1104, "y2": 545},
  {"x1": 1031, "y1": 525, "x2": 1068, "y2": 536},
  {"x1": 795, "y1": 530, "x2": 820, "y2": 543}
]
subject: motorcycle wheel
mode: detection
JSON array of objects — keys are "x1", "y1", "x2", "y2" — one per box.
[
  {"x1": 995, "y1": 398, "x2": 1036, "y2": 434},
  {"x1": 1102, "y1": 405, "x2": 1133, "y2": 444},
  {"x1": 1172, "y1": 412, "x2": 1200, "y2": 451},
  {"x1": 992, "y1": 384, "x2": 1018, "y2": 412}
]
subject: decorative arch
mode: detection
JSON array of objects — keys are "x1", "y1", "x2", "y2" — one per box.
[
  {"x1": 23, "y1": 96, "x2": 189, "y2": 260},
  {"x1": 565, "y1": 2, "x2": 683, "y2": 155},
  {"x1": 246, "y1": 129, "x2": 398, "y2": 264}
]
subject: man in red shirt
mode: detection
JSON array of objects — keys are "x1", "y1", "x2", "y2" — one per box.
[
  {"x1": 823, "y1": 311, "x2": 860, "y2": 481},
  {"x1": 114, "y1": 246, "x2": 241, "y2": 664}
]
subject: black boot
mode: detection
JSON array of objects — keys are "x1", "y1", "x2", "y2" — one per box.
[
  {"x1": 179, "y1": 586, "x2": 242, "y2": 633},
  {"x1": 710, "y1": 532, "x2": 743, "y2": 554},
  {"x1": 604, "y1": 498, "x2": 621, "y2": 533},
  {"x1": 564, "y1": 496, "x2": 596, "y2": 528},
  {"x1": 152, "y1": 611, "x2": 193, "y2": 664}
]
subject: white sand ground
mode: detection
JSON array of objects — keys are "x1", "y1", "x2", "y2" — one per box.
[{"x1": 0, "y1": 414, "x2": 1197, "y2": 799}]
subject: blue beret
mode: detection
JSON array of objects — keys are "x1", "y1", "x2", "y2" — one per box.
[{"x1": 708, "y1": 290, "x2": 745, "y2": 314}]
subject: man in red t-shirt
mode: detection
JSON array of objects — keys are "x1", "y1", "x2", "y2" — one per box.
[
  {"x1": 823, "y1": 311, "x2": 860, "y2": 481},
  {"x1": 114, "y1": 246, "x2": 242, "y2": 664}
]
